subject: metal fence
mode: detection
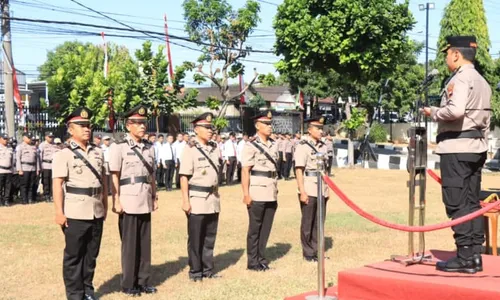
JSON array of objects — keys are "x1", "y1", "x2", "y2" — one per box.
[
  {"x1": 0, "y1": 105, "x2": 304, "y2": 139},
  {"x1": 178, "y1": 114, "x2": 242, "y2": 133}
]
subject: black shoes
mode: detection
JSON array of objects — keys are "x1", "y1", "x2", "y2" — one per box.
[
  {"x1": 260, "y1": 263, "x2": 270, "y2": 271},
  {"x1": 203, "y1": 273, "x2": 222, "y2": 279},
  {"x1": 84, "y1": 294, "x2": 99, "y2": 300},
  {"x1": 247, "y1": 265, "x2": 266, "y2": 272},
  {"x1": 138, "y1": 285, "x2": 157, "y2": 294},
  {"x1": 122, "y1": 287, "x2": 141, "y2": 297},
  {"x1": 190, "y1": 277, "x2": 203, "y2": 282},
  {"x1": 436, "y1": 246, "x2": 477, "y2": 274},
  {"x1": 473, "y1": 253, "x2": 483, "y2": 272},
  {"x1": 304, "y1": 256, "x2": 318, "y2": 262}
]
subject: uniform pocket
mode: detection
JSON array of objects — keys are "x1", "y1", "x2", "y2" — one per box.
[
  {"x1": 121, "y1": 184, "x2": 139, "y2": 196},
  {"x1": 65, "y1": 193, "x2": 85, "y2": 202}
]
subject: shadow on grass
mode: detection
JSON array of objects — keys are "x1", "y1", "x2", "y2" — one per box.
[
  {"x1": 96, "y1": 256, "x2": 189, "y2": 297},
  {"x1": 214, "y1": 248, "x2": 245, "y2": 273},
  {"x1": 325, "y1": 236, "x2": 333, "y2": 252},
  {"x1": 266, "y1": 242, "x2": 292, "y2": 263},
  {"x1": 97, "y1": 248, "x2": 246, "y2": 297}
]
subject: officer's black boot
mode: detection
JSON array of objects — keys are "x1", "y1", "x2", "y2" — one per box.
[
  {"x1": 436, "y1": 245, "x2": 476, "y2": 274},
  {"x1": 473, "y1": 245, "x2": 483, "y2": 272}
]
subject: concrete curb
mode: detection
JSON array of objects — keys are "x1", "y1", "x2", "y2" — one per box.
[{"x1": 332, "y1": 148, "x2": 440, "y2": 170}]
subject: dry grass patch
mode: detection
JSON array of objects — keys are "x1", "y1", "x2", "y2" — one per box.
[{"x1": 1, "y1": 169, "x2": 500, "y2": 299}]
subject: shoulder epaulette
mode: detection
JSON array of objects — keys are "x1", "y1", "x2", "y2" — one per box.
[
  {"x1": 208, "y1": 140, "x2": 217, "y2": 147},
  {"x1": 269, "y1": 137, "x2": 275, "y2": 143},
  {"x1": 300, "y1": 140, "x2": 306, "y2": 145}
]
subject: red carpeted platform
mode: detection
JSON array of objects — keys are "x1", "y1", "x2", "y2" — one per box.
[{"x1": 286, "y1": 250, "x2": 500, "y2": 300}]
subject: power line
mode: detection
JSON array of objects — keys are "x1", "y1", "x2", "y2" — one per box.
[
  {"x1": 256, "y1": 0, "x2": 279, "y2": 7},
  {"x1": 11, "y1": 0, "x2": 274, "y2": 34},
  {"x1": 7, "y1": 16, "x2": 276, "y2": 54}
]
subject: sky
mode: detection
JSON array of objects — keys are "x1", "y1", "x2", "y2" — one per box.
[{"x1": 6, "y1": 0, "x2": 500, "y2": 85}]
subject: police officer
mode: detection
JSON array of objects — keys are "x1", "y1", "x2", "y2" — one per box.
[
  {"x1": 40, "y1": 131, "x2": 59, "y2": 202},
  {"x1": 109, "y1": 105, "x2": 158, "y2": 296},
  {"x1": 0, "y1": 133, "x2": 14, "y2": 206},
  {"x1": 294, "y1": 117, "x2": 329, "y2": 262},
  {"x1": 16, "y1": 132, "x2": 40, "y2": 204},
  {"x1": 421, "y1": 36, "x2": 491, "y2": 274},
  {"x1": 179, "y1": 112, "x2": 221, "y2": 282},
  {"x1": 241, "y1": 111, "x2": 279, "y2": 271},
  {"x1": 8, "y1": 138, "x2": 19, "y2": 203},
  {"x1": 52, "y1": 107, "x2": 108, "y2": 300},
  {"x1": 282, "y1": 133, "x2": 294, "y2": 180},
  {"x1": 325, "y1": 133, "x2": 334, "y2": 176}
]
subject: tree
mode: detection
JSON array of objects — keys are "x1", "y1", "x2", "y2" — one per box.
[
  {"x1": 38, "y1": 41, "x2": 141, "y2": 126},
  {"x1": 257, "y1": 73, "x2": 287, "y2": 86},
  {"x1": 135, "y1": 41, "x2": 198, "y2": 132},
  {"x1": 436, "y1": 0, "x2": 492, "y2": 81},
  {"x1": 361, "y1": 41, "x2": 425, "y2": 117},
  {"x1": 183, "y1": 0, "x2": 261, "y2": 123},
  {"x1": 274, "y1": 0, "x2": 415, "y2": 86}
]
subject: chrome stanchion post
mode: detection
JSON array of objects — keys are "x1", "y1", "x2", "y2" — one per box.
[{"x1": 306, "y1": 152, "x2": 336, "y2": 300}]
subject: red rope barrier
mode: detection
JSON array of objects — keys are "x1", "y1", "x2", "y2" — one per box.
[
  {"x1": 323, "y1": 175, "x2": 500, "y2": 233},
  {"x1": 427, "y1": 169, "x2": 442, "y2": 184}
]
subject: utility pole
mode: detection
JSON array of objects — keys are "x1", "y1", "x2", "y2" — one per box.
[{"x1": 2, "y1": 0, "x2": 15, "y2": 137}]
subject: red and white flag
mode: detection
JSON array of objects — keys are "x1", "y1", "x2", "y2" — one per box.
[{"x1": 239, "y1": 73, "x2": 247, "y2": 104}]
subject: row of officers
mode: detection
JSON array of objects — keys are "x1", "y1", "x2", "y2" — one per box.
[
  {"x1": 151, "y1": 129, "x2": 335, "y2": 190},
  {"x1": 52, "y1": 105, "x2": 330, "y2": 299},
  {"x1": 0, "y1": 131, "x2": 64, "y2": 206}
]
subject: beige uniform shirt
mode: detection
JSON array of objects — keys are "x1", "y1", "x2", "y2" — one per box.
[
  {"x1": 0, "y1": 144, "x2": 14, "y2": 174},
  {"x1": 294, "y1": 138, "x2": 329, "y2": 198},
  {"x1": 109, "y1": 135, "x2": 156, "y2": 214},
  {"x1": 241, "y1": 137, "x2": 279, "y2": 202},
  {"x1": 179, "y1": 139, "x2": 221, "y2": 214},
  {"x1": 431, "y1": 64, "x2": 491, "y2": 154},
  {"x1": 283, "y1": 140, "x2": 294, "y2": 154},
  {"x1": 276, "y1": 139, "x2": 283, "y2": 153},
  {"x1": 39, "y1": 141, "x2": 60, "y2": 170},
  {"x1": 16, "y1": 142, "x2": 39, "y2": 172},
  {"x1": 52, "y1": 140, "x2": 105, "y2": 220}
]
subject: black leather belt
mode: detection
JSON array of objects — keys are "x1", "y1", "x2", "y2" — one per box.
[
  {"x1": 43, "y1": 159, "x2": 52, "y2": 163},
  {"x1": 436, "y1": 129, "x2": 483, "y2": 143},
  {"x1": 251, "y1": 170, "x2": 277, "y2": 178},
  {"x1": 22, "y1": 162, "x2": 35, "y2": 166},
  {"x1": 120, "y1": 176, "x2": 151, "y2": 186},
  {"x1": 189, "y1": 185, "x2": 218, "y2": 193},
  {"x1": 0, "y1": 165, "x2": 11, "y2": 170},
  {"x1": 66, "y1": 186, "x2": 102, "y2": 196},
  {"x1": 305, "y1": 171, "x2": 319, "y2": 177}
]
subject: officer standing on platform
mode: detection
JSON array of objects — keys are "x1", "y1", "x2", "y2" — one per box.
[
  {"x1": 294, "y1": 117, "x2": 329, "y2": 262},
  {"x1": 52, "y1": 107, "x2": 108, "y2": 300},
  {"x1": 16, "y1": 132, "x2": 40, "y2": 204},
  {"x1": 39, "y1": 131, "x2": 58, "y2": 202},
  {"x1": 0, "y1": 133, "x2": 14, "y2": 206},
  {"x1": 241, "y1": 111, "x2": 279, "y2": 271},
  {"x1": 179, "y1": 112, "x2": 222, "y2": 282},
  {"x1": 109, "y1": 105, "x2": 158, "y2": 296},
  {"x1": 421, "y1": 36, "x2": 491, "y2": 274}
]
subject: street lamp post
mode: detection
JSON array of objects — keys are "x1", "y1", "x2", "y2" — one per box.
[{"x1": 419, "y1": 3, "x2": 435, "y2": 108}]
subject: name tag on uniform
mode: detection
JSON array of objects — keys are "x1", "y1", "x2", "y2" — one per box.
[
  {"x1": 127, "y1": 152, "x2": 135, "y2": 156},
  {"x1": 198, "y1": 157, "x2": 206, "y2": 161}
]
